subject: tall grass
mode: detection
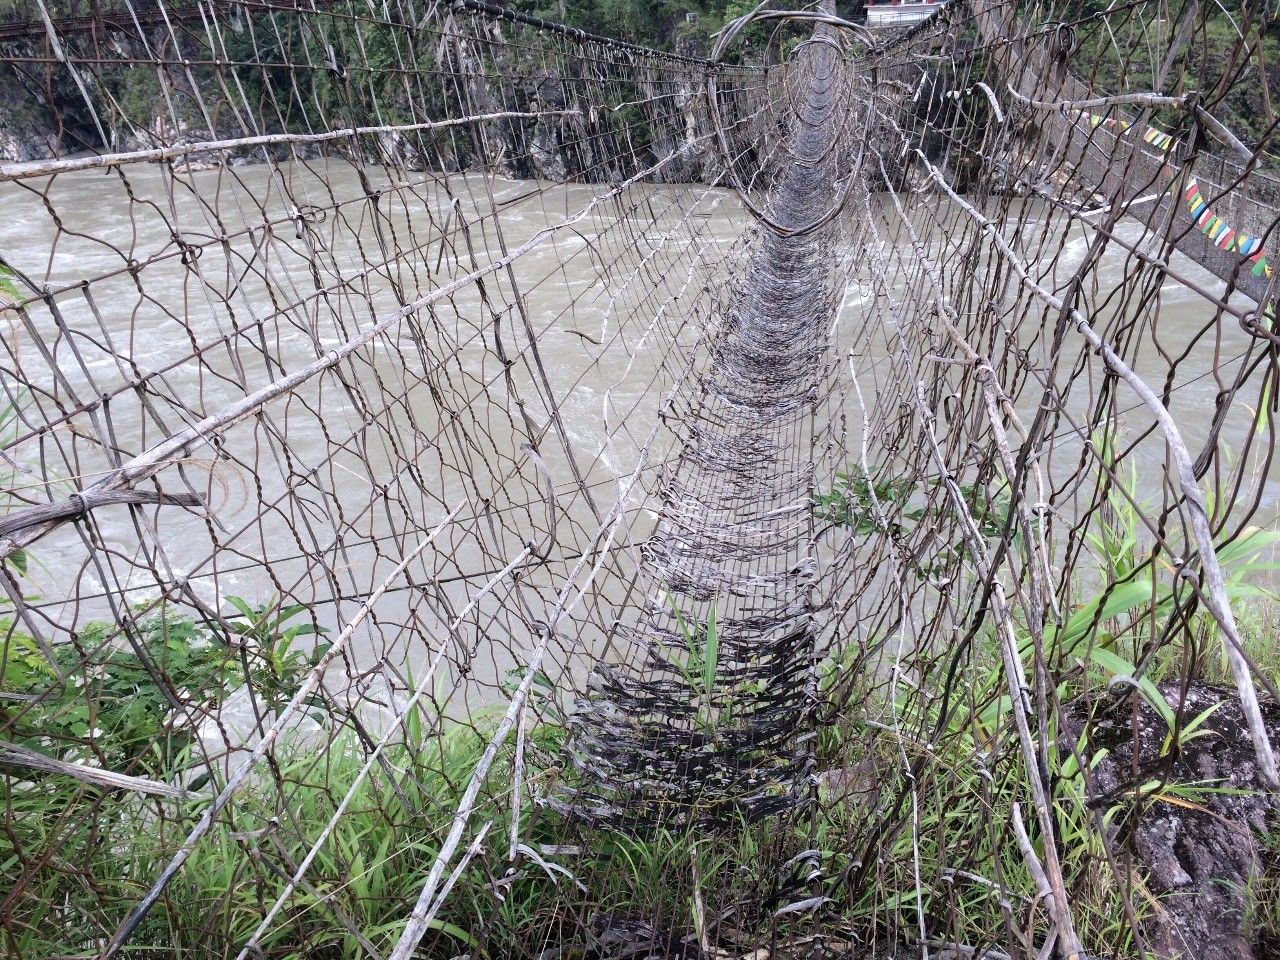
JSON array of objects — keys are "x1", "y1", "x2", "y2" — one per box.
[
  {"x1": 3, "y1": 708, "x2": 568, "y2": 958},
  {"x1": 6, "y1": 443, "x2": 1280, "y2": 957},
  {"x1": 809, "y1": 444, "x2": 1280, "y2": 956}
]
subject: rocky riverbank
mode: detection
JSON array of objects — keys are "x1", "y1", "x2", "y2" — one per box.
[{"x1": 0, "y1": 17, "x2": 727, "y2": 183}]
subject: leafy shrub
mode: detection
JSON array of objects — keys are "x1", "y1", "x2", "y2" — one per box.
[{"x1": 3, "y1": 598, "x2": 324, "y2": 779}]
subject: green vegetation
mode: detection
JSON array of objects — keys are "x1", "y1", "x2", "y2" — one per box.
[
  {"x1": 1074, "y1": 0, "x2": 1280, "y2": 163},
  {"x1": 2, "y1": 599, "x2": 325, "y2": 776},
  {"x1": 2, "y1": 513, "x2": 1279, "y2": 958},
  {"x1": 0, "y1": 0, "x2": 861, "y2": 57},
  {"x1": 1252, "y1": 829, "x2": 1280, "y2": 958},
  {"x1": 809, "y1": 438, "x2": 1280, "y2": 954},
  {"x1": 15, "y1": 443, "x2": 1273, "y2": 956},
  {"x1": 0, "y1": 597, "x2": 329, "y2": 953},
  {"x1": 671, "y1": 593, "x2": 722, "y2": 731},
  {"x1": 0, "y1": 585, "x2": 843, "y2": 958}
]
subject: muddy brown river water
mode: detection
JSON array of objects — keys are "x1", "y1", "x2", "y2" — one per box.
[{"x1": 2, "y1": 160, "x2": 1277, "y2": 726}]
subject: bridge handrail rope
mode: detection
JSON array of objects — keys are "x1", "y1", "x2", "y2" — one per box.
[
  {"x1": 706, "y1": 5, "x2": 876, "y2": 237},
  {"x1": 0, "y1": 139, "x2": 720, "y2": 561},
  {"x1": 868, "y1": 0, "x2": 1280, "y2": 779},
  {"x1": 5, "y1": 0, "x2": 1280, "y2": 957},
  {"x1": 871, "y1": 0, "x2": 1280, "y2": 313}
]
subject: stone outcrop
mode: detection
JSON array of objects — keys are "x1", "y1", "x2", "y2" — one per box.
[
  {"x1": 0, "y1": 19, "x2": 723, "y2": 183},
  {"x1": 1065, "y1": 682, "x2": 1280, "y2": 960}
]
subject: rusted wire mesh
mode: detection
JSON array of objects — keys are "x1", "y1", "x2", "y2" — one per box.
[
  {"x1": 4, "y1": 0, "x2": 1280, "y2": 958},
  {"x1": 825, "y1": 2, "x2": 1280, "y2": 957}
]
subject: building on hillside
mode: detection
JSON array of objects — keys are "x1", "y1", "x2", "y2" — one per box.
[{"x1": 864, "y1": 0, "x2": 942, "y2": 27}]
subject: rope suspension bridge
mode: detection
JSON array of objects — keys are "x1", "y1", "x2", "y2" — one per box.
[{"x1": 3, "y1": 1, "x2": 1280, "y2": 958}]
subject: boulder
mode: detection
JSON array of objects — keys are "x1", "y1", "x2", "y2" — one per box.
[{"x1": 1065, "y1": 682, "x2": 1280, "y2": 960}]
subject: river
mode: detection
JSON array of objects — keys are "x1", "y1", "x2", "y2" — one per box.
[{"x1": 2, "y1": 159, "x2": 1277, "y2": 738}]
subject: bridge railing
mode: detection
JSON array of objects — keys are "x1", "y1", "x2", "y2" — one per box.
[
  {"x1": 5, "y1": 1, "x2": 1280, "y2": 958},
  {"x1": 0, "y1": 3, "x2": 797, "y2": 956}
]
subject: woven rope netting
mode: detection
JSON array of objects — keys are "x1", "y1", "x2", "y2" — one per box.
[{"x1": 4, "y1": 0, "x2": 1280, "y2": 957}]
